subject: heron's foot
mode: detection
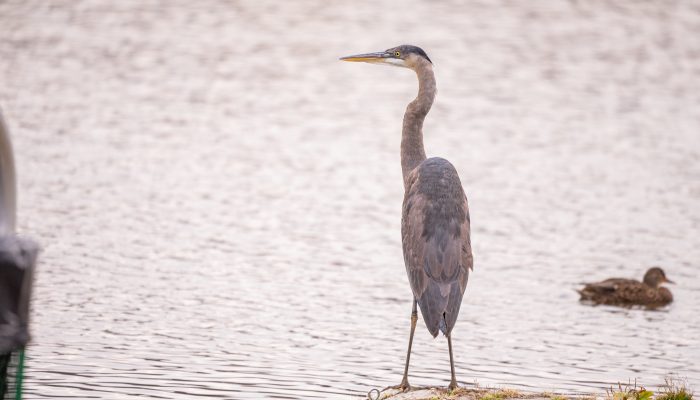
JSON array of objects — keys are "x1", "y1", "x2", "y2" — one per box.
[
  {"x1": 448, "y1": 379, "x2": 458, "y2": 391},
  {"x1": 387, "y1": 379, "x2": 411, "y2": 392}
]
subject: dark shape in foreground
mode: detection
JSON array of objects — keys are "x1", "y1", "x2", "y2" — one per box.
[
  {"x1": 341, "y1": 45, "x2": 473, "y2": 391},
  {"x1": 578, "y1": 267, "x2": 674, "y2": 308}
]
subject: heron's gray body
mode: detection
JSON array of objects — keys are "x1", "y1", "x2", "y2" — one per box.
[{"x1": 402, "y1": 157, "x2": 472, "y2": 337}]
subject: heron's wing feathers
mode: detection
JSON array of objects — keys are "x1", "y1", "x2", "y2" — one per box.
[{"x1": 402, "y1": 158, "x2": 472, "y2": 337}]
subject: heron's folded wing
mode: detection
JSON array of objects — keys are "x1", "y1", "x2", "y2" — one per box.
[{"x1": 401, "y1": 162, "x2": 472, "y2": 335}]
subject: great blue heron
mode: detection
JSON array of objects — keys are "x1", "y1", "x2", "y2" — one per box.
[{"x1": 341, "y1": 45, "x2": 473, "y2": 391}]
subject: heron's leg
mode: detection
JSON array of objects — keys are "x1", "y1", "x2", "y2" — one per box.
[
  {"x1": 389, "y1": 299, "x2": 417, "y2": 391},
  {"x1": 446, "y1": 332, "x2": 458, "y2": 390}
]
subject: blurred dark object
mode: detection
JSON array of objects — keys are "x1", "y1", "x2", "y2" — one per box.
[
  {"x1": 0, "y1": 235, "x2": 37, "y2": 354},
  {"x1": 1, "y1": 108, "x2": 38, "y2": 399},
  {"x1": 0, "y1": 235, "x2": 36, "y2": 399}
]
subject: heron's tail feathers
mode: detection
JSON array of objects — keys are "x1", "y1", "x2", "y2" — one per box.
[
  {"x1": 417, "y1": 280, "x2": 464, "y2": 338},
  {"x1": 438, "y1": 313, "x2": 448, "y2": 336}
]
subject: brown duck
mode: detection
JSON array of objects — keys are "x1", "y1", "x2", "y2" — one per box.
[{"x1": 578, "y1": 267, "x2": 674, "y2": 308}]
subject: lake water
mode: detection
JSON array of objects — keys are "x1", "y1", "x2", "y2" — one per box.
[{"x1": 1, "y1": 0, "x2": 699, "y2": 398}]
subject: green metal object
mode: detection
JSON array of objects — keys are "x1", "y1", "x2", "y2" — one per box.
[
  {"x1": 0, "y1": 350, "x2": 23, "y2": 399},
  {"x1": 15, "y1": 349, "x2": 24, "y2": 400}
]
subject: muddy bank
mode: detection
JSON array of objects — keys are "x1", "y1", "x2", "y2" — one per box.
[
  {"x1": 365, "y1": 387, "x2": 589, "y2": 400},
  {"x1": 364, "y1": 382, "x2": 692, "y2": 400}
]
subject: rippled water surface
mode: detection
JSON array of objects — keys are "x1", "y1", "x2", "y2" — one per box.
[{"x1": 1, "y1": 1, "x2": 700, "y2": 398}]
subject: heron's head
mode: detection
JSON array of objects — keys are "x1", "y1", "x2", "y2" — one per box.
[
  {"x1": 643, "y1": 267, "x2": 674, "y2": 288},
  {"x1": 340, "y1": 45, "x2": 432, "y2": 69}
]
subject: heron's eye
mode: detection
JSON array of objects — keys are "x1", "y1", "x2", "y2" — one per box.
[{"x1": 394, "y1": 51, "x2": 401, "y2": 57}]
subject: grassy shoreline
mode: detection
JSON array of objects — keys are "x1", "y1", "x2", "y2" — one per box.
[
  {"x1": 370, "y1": 387, "x2": 591, "y2": 400},
  {"x1": 369, "y1": 380, "x2": 693, "y2": 400}
]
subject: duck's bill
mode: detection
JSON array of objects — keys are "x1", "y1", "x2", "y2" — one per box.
[
  {"x1": 339, "y1": 52, "x2": 389, "y2": 63},
  {"x1": 665, "y1": 278, "x2": 675, "y2": 284}
]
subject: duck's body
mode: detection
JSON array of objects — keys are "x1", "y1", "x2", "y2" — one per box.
[{"x1": 578, "y1": 267, "x2": 674, "y2": 308}]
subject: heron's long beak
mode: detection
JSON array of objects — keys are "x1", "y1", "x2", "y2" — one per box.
[{"x1": 339, "y1": 51, "x2": 389, "y2": 64}]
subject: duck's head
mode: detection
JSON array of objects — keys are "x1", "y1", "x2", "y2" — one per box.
[{"x1": 643, "y1": 267, "x2": 674, "y2": 288}]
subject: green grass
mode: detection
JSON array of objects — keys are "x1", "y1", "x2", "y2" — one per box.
[
  {"x1": 477, "y1": 388, "x2": 523, "y2": 400},
  {"x1": 607, "y1": 381, "x2": 653, "y2": 400},
  {"x1": 606, "y1": 379, "x2": 693, "y2": 400},
  {"x1": 656, "y1": 379, "x2": 693, "y2": 400}
]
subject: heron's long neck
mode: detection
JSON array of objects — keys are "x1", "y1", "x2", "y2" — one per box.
[{"x1": 402, "y1": 60, "x2": 435, "y2": 189}]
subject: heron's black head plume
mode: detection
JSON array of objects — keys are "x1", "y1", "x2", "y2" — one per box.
[{"x1": 388, "y1": 45, "x2": 432, "y2": 64}]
